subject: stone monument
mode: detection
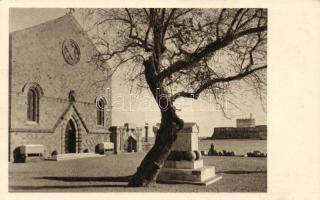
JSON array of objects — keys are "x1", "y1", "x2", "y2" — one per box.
[{"x1": 156, "y1": 122, "x2": 222, "y2": 185}]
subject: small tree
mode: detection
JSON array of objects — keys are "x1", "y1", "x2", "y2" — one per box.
[{"x1": 80, "y1": 8, "x2": 267, "y2": 186}]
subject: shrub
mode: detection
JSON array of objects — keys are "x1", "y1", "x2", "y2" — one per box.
[
  {"x1": 51, "y1": 150, "x2": 58, "y2": 157},
  {"x1": 83, "y1": 149, "x2": 90, "y2": 153}
]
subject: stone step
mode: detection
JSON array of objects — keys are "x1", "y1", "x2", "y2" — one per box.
[
  {"x1": 52, "y1": 153, "x2": 104, "y2": 161},
  {"x1": 157, "y1": 166, "x2": 222, "y2": 185},
  {"x1": 163, "y1": 160, "x2": 203, "y2": 169},
  {"x1": 157, "y1": 174, "x2": 222, "y2": 186},
  {"x1": 203, "y1": 175, "x2": 222, "y2": 186}
]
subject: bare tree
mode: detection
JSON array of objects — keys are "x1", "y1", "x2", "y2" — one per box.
[{"x1": 79, "y1": 8, "x2": 267, "y2": 187}]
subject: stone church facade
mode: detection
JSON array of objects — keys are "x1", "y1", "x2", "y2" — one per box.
[{"x1": 9, "y1": 14, "x2": 112, "y2": 161}]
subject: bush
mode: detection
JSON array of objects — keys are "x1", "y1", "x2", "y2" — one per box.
[
  {"x1": 83, "y1": 149, "x2": 90, "y2": 153},
  {"x1": 51, "y1": 150, "x2": 58, "y2": 157},
  {"x1": 247, "y1": 150, "x2": 267, "y2": 157}
]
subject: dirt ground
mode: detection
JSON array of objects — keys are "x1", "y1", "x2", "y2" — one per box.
[{"x1": 9, "y1": 152, "x2": 267, "y2": 192}]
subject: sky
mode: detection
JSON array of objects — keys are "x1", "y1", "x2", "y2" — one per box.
[{"x1": 9, "y1": 8, "x2": 267, "y2": 137}]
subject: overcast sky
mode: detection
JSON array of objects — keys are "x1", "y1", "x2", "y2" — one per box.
[{"x1": 10, "y1": 8, "x2": 267, "y2": 137}]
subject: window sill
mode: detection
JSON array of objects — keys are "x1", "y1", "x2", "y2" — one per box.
[{"x1": 26, "y1": 121, "x2": 39, "y2": 125}]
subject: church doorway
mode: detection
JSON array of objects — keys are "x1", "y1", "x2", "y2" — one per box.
[
  {"x1": 65, "y1": 119, "x2": 77, "y2": 153},
  {"x1": 127, "y1": 136, "x2": 137, "y2": 152}
]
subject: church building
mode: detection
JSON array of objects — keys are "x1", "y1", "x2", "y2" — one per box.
[{"x1": 9, "y1": 14, "x2": 112, "y2": 161}]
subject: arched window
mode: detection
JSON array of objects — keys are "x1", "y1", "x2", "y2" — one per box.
[
  {"x1": 27, "y1": 87, "x2": 39, "y2": 122},
  {"x1": 97, "y1": 98, "x2": 105, "y2": 126}
]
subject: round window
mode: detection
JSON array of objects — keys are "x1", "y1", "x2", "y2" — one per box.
[{"x1": 62, "y1": 39, "x2": 81, "y2": 65}]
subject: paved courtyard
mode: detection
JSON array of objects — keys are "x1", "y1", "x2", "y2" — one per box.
[{"x1": 9, "y1": 152, "x2": 267, "y2": 192}]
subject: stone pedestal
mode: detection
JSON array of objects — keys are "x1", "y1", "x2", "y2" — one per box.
[{"x1": 157, "y1": 123, "x2": 222, "y2": 185}]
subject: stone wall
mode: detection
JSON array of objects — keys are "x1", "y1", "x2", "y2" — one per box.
[
  {"x1": 9, "y1": 103, "x2": 110, "y2": 160},
  {"x1": 109, "y1": 124, "x2": 143, "y2": 153},
  {"x1": 9, "y1": 15, "x2": 112, "y2": 161}
]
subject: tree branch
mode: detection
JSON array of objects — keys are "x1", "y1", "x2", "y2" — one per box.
[
  {"x1": 171, "y1": 65, "x2": 267, "y2": 101},
  {"x1": 157, "y1": 25, "x2": 267, "y2": 83}
]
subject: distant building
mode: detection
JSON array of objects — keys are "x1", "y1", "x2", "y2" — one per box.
[
  {"x1": 236, "y1": 113, "x2": 255, "y2": 128},
  {"x1": 236, "y1": 118, "x2": 255, "y2": 128},
  {"x1": 109, "y1": 123, "x2": 143, "y2": 153},
  {"x1": 212, "y1": 116, "x2": 267, "y2": 140}
]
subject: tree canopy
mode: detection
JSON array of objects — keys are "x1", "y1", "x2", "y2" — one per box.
[
  {"x1": 79, "y1": 8, "x2": 267, "y2": 112},
  {"x1": 76, "y1": 8, "x2": 267, "y2": 186}
]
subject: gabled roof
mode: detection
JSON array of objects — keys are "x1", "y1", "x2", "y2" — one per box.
[
  {"x1": 11, "y1": 14, "x2": 77, "y2": 35},
  {"x1": 10, "y1": 14, "x2": 101, "y2": 58}
]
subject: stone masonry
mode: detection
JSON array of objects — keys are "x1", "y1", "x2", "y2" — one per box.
[{"x1": 9, "y1": 14, "x2": 112, "y2": 160}]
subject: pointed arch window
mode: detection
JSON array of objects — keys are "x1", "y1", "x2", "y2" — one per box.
[
  {"x1": 97, "y1": 98, "x2": 105, "y2": 126},
  {"x1": 27, "y1": 87, "x2": 39, "y2": 122}
]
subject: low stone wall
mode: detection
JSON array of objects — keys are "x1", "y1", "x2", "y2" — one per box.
[
  {"x1": 9, "y1": 125, "x2": 109, "y2": 161},
  {"x1": 81, "y1": 134, "x2": 109, "y2": 153},
  {"x1": 10, "y1": 131, "x2": 61, "y2": 160}
]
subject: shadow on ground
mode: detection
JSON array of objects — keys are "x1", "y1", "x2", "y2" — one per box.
[
  {"x1": 217, "y1": 170, "x2": 267, "y2": 174},
  {"x1": 10, "y1": 176, "x2": 132, "y2": 191},
  {"x1": 35, "y1": 175, "x2": 132, "y2": 182},
  {"x1": 10, "y1": 184, "x2": 127, "y2": 191}
]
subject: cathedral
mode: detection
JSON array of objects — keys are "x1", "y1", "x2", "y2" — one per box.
[{"x1": 9, "y1": 14, "x2": 112, "y2": 161}]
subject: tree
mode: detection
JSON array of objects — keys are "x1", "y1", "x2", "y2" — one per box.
[{"x1": 79, "y1": 8, "x2": 267, "y2": 187}]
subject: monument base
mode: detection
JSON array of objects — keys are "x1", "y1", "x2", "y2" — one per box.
[
  {"x1": 157, "y1": 166, "x2": 222, "y2": 186},
  {"x1": 163, "y1": 160, "x2": 203, "y2": 169}
]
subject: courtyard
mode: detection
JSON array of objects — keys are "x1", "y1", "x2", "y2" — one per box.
[{"x1": 9, "y1": 152, "x2": 267, "y2": 192}]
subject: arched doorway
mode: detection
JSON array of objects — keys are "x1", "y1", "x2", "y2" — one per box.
[
  {"x1": 127, "y1": 136, "x2": 137, "y2": 152},
  {"x1": 65, "y1": 119, "x2": 77, "y2": 153}
]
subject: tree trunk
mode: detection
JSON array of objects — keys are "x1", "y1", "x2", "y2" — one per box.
[
  {"x1": 128, "y1": 113, "x2": 183, "y2": 187},
  {"x1": 128, "y1": 58, "x2": 184, "y2": 187}
]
